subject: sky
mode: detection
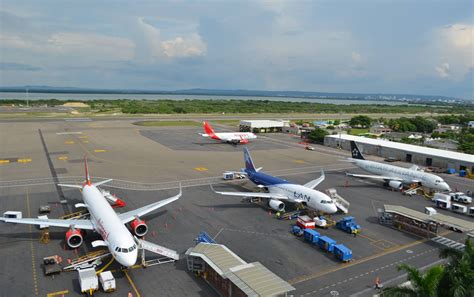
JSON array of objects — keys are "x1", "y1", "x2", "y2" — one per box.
[{"x1": 0, "y1": 0, "x2": 472, "y2": 99}]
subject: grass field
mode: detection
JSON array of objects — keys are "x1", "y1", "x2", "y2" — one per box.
[
  {"x1": 132, "y1": 120, "x2": 200, "y2": 127},
  {"x1": 348, "y1": 128, "x2": 370, "y2": 135}
]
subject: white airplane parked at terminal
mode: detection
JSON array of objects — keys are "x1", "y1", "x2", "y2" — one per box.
[
  {"x1": 211, "y1": 148, "x2": 338, "y2": 213},
  {"x1": 346, "y1": 141, "x2": 451, "y2": 192},
  {"x1": 199, "y1": 121, "x2": 257, "y2": 144},
  {"x1": 0, "y1": 157, "x2": 181, "y2": 267}
]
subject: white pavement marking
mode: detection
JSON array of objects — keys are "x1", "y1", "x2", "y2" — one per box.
[{"x1": 349, "y1": 259, "x2": 446, "y2": 297}]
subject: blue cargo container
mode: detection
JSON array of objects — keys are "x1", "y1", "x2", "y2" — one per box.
[
  {"x1": 334, "y1": 244, "x2": 352, "y2": 262},
  {"x1": 459, "y1": 170, "x2": 466, "y2": 177},
  {"x1": 303, "y1": 229, "x2": 320, "y2": 244},
  {"x1": 446, "y1": 168, "x2": 456, "y2": 174},
  {"x1": 318, "y1": 236, "x2": 336, "y2": 252}
]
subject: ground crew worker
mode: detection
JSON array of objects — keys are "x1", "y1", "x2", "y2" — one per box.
[{"x1": 374, "y1": 276, "x2": 383, "y2": 289}]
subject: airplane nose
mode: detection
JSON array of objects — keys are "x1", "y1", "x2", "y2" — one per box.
[
  {"x1": 329, "y1": 204, "x2": 338, "y2": 214},
  {"x1": 443, "y1": 183, "x2": 451, "y2": 192},
  {"x1": 118, "y1": 252, "x2": 137, "y2": 267}
]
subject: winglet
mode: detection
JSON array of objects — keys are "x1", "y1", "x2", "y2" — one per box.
[{"x1": 84, "y1": 155, "x2": 91, "y2": 186}]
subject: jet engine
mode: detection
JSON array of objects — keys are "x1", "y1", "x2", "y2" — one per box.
[
  {"x1": 65, "y1": 228, "x2": 83, "y2": 249},
  {"x1": 130, "y1": 218, "x2": 148, "y2": 237},
  {"x1": 388, "y1": 180, "x2": 403, "y2": 190},
  {"x1": 268, "y1": 199, "x2": 285, "y2": 211}
]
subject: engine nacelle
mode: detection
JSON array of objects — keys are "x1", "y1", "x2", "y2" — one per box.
[
  {"x1": 130, "y1": 219, "x2": 148, "y2": 237},
  {"x1": 388, "y1": 180, "x2": 403, "y2": 190},
  {"x1": 268, "y1": 199, "x2": 285, "y2": 211},
  {"x1": 65, "y1": 228, "x2": 83, "y2": 249}
]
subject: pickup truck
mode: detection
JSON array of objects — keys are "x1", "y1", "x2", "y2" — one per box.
[{"x1": 449, "y1": 192, "x2": 472, "y2": 204}]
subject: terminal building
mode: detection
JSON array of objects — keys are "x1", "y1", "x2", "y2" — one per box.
[
  {"x1": 239, "y1": 120, "x2": 289, "y2": 133},
  {"x1": 324, "y1": 134, "x2": 474, "y2": 172},
  {"x1": 186, "y1": 243, "x2": 295, "y2": 296}
]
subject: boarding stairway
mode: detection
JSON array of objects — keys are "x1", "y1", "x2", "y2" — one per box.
[
  {"x1": 326, "y1": 188, "x2": 350, "y2": 214},
  {"x1": 137, "y1": 238, "x2": 180, "y2": 267},
  {"x1": 63, "y1": 249, "x2": 111, "y2": 271},
  {"x1": 431, "y1": 236, "x2": 466, "y2": 251}
]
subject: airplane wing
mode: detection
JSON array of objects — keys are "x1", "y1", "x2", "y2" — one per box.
[
  {"x1": 211, "y1": 185, "x2": 288, "y2": 200},
  {"x1": 118, "y1": 186, "x2": 182, "y2": 224},
  {"x1": 303, "y1": 169, "x2": 325, "y2": 189},
  {"x1": 0, "y1": 217, "x2": 94, "y2": 230},
  {"x1": 346, "y1": 173, "x2": 404, "y2": 181}
]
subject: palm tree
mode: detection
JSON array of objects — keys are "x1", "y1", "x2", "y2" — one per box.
[
  {"x1": 382, "y1": 264, "x2": 444, "y2": 297},
  {"x1": 437, "y1": 239, "x2": 474, "y2": 297}
]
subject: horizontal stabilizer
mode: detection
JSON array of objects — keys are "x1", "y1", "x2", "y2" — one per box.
[
  {"x1": 57, "y1": 184, "x2": 82, "y2": 189},
  {"x1": 93, "y1": 179, "x2": 113, "y2": 187}
]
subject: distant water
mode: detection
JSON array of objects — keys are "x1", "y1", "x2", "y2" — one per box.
[{"x1": 0, "y1": 92, "x2": 408, "y2": 105}]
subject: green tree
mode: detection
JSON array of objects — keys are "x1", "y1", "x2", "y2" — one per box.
[
  {"x1": 349, "y1": 115, "x2": 372, "y2": 128},
  {"x1": 308, "y1": 128, "x2": 329, "y2": 144},
  {"x1": 382, "y1": 264, "x2": 444, "y2": 297},
  {"x1": 437, "y1": 239, "x2": 474, "y2": 297}
]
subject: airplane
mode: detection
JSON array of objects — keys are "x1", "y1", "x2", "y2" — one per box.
[
  {"x1": 211, "y1": 147, "x2": 338, "y2": 214},
  {"x1": 199, "y1": 121, "x2": 257, "y2": 144},
  {"x1": 346, "y1": 141, "x2": 451, "y2": 192},
  {"x1": 0, "y1": 157, "x2": 181, "y2": 267}
]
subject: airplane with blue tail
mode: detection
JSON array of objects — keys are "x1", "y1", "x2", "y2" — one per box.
[{"x1": 211, "y1": 148, "x2": 338, "y2": 214}]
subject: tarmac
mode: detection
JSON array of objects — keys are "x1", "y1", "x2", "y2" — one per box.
[{"x1": 0, "y1": 119, "x2": 472, "y2": 296}]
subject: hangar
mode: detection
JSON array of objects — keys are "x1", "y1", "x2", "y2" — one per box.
[
  {"x1": 324, "y1": 134, "x2": 474, "y2": 172},
  {"x1": 239, "y1": 120, "x2": 289, "y2": 133}
]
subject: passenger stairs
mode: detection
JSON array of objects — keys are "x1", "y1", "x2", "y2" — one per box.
[
  {"x1": 431, "y1": 236, "x2": 466, "y2": 251},
  {"x1": 137, "y1": 238, "x2": 179, "y2": 267},
  {"x1": 326, "y1": 188, "x2": 350, "y2": 214}
]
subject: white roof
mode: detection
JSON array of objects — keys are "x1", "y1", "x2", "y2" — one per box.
[
  {"x1": 327, "y1": 134, "x2": 474, "y2": 163},
  {"x1": 240, "y1": 120, "x2": 286, "y2": 128}
]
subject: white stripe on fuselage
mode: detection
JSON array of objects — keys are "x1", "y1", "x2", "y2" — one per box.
[
  {"x1": 216, "y1": 132, "x2": 256, "y2": 142},
  {"x1": 355, "y1": 159, "x2": 431, "y2": 184},
  {"x1": 267, "y1": 183, "x2": 337, "y2": 213},
  {"x1": 83, "y1": 185, "x2": 137, "y2": 266}
]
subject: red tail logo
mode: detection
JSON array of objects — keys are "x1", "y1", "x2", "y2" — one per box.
[{"x1": 203, "y1": 122, "x2": 220, "y2": 140}]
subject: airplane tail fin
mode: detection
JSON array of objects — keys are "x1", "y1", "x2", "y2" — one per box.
[
  {"x1": 203, "y1": 121, "x2": 220, "y2": 140},
  {"x1": 350, "y1": 141, "x2": 365, "y2": 160},
  {"x1": 84, "y1": 155, "x2": 92, "y2": 186},
  {"x1": 243, "y1": 147, "x2": 257, "y2": 172}
]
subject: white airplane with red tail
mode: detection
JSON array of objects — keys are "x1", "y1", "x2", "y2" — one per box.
[
  {"x1": 0, "y1": 157, "x2": 181, "y2": 267},
  {"x1": 199, "y1": 121, "x2": 256, "y2": 144}
]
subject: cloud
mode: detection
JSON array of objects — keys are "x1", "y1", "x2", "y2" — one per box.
[
  {"x1": 434, "y1": 23, "x2": 473, "y2": 80},
  {"x1": 47, "y1": 32, "x2": 135, "y2": 60},
  {"x1": 1, "y1": 31, "x2": 135, "y2": 61},
  {"x1": 351, "y1": 52, "x2": 362, "y2": 63},
  {"x1": 0, "y1": 62, "x2": 41, "y2": 71},
  {"x1": 436, "y1": 62, "x2": 451, "y2": 78},
  {"x1": 161, "y1": 34, "x2": 207, "y2": 58}
]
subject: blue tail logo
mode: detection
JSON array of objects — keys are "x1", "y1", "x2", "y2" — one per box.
[{"x1": 244, "y1": 147, "x2": 256, "y2": 172}]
